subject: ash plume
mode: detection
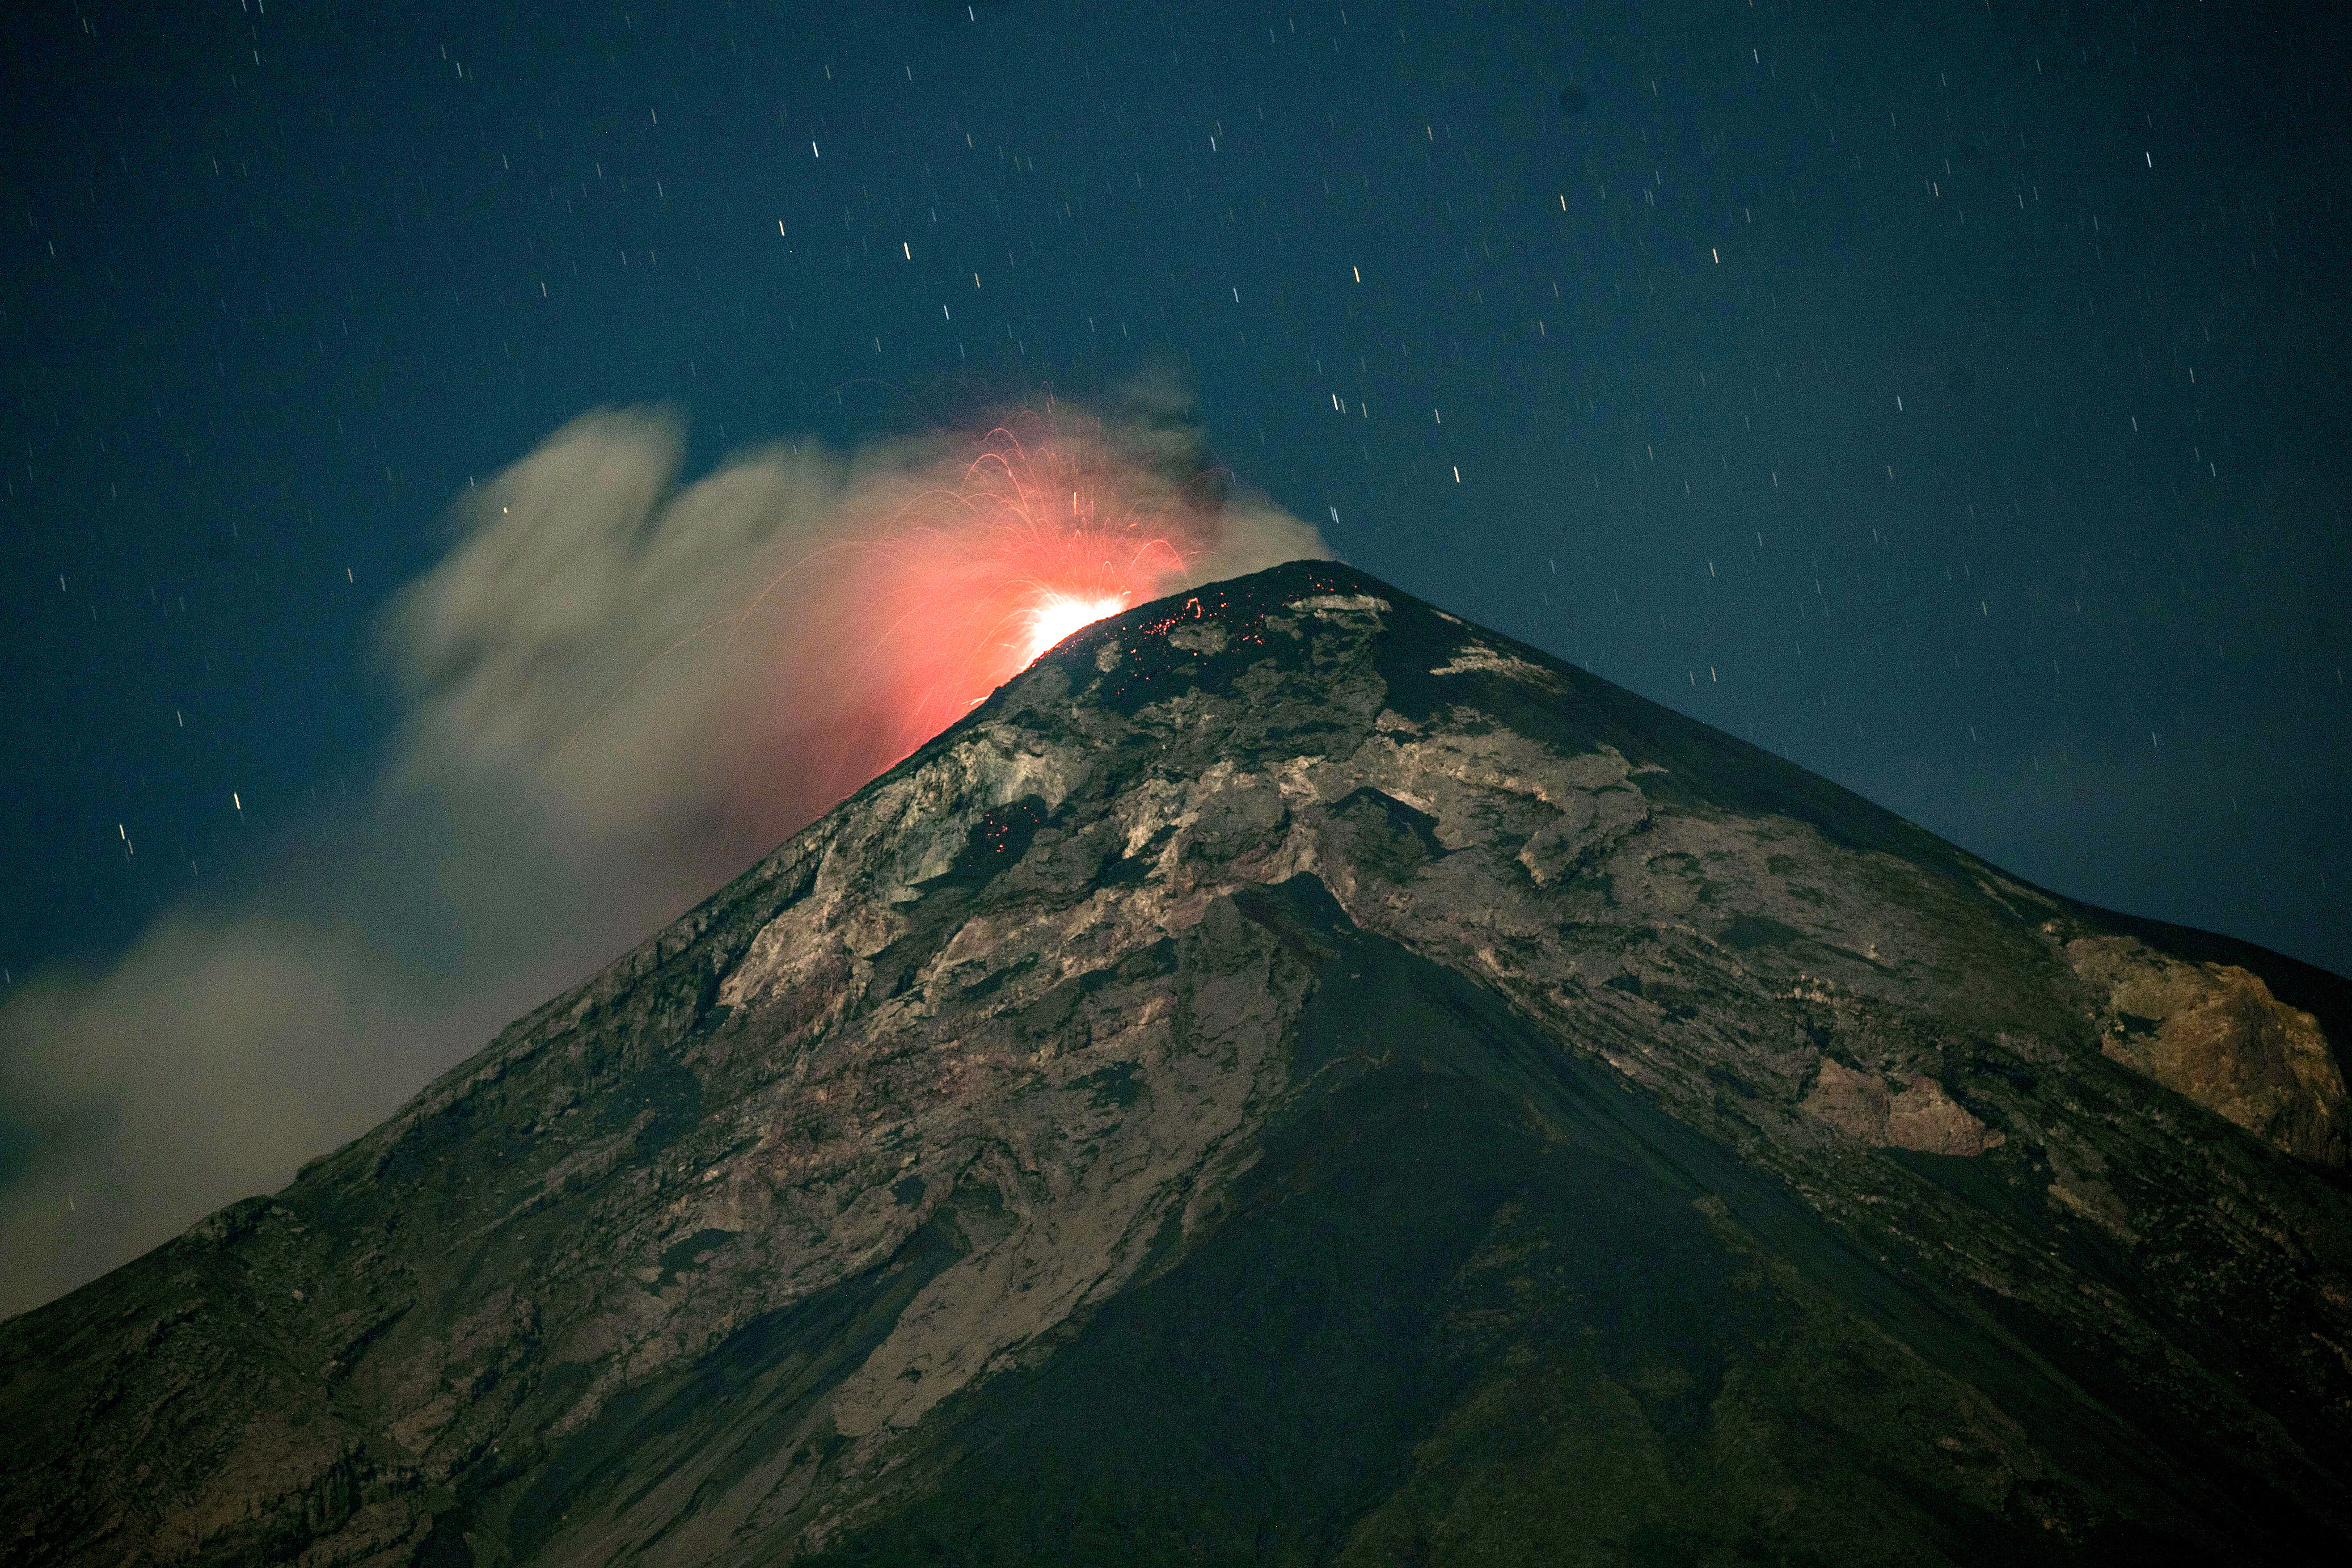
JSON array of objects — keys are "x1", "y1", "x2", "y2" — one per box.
[{"x1": 0, "y1": 385, "x2": 1329, "y2": 1320}]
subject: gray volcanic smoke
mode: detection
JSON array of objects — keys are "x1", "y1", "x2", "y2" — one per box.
[{"x1": 0, "y1": 383, "x2": 1328, "y2": 1319}]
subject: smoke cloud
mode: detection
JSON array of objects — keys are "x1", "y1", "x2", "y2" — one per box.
[{"x1": 0, "y1": 383, "x2": 1329, "y2": 1320}]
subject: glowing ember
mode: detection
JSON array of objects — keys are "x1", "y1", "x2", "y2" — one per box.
[{"x1": 1018, "y1": 591, "x2": 1130, "y2": 666}]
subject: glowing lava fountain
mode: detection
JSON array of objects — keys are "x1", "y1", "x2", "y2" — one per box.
[
  {"x1": 861, "y1": 422, "x2": 1196, "y2": 724},
  {"x1": 1018, "y1": 591, "x2": 1135, "y2": 667},
  {"x1": 752, "y1": 412, "x2": 1254, "y2": 820}
]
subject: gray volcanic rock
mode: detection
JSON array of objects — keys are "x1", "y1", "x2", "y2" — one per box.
[{"x1": 4, "y1": 561, "x2": 2350, "y2": 1567}]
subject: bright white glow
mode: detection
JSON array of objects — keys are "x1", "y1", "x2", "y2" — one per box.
[{"x1": 1020, "y1": 592, "x2": 1127, "y2": 666}]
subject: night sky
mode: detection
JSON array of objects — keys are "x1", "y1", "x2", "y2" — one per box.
[{"x1": 4, "y1": 0, "x2": 2349, "y2": 1307}]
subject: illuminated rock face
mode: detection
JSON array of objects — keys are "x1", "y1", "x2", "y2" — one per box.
[
  {"x1": 5, "y1": 561, "x2": 2351, "y2": 1568},
  {"x1": 2065, "y1": 934, "x2": 2348, "y2": 1166}
]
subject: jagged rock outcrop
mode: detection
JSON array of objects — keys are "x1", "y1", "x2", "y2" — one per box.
[
  {"x1": 2066, "y1": 934, "x2": 2348, "y2": 1166},
  {"x1": 4, "y1": 561, "x2": 2349, "y2": 1567}
]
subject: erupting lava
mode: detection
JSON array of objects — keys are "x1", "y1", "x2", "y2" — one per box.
[
  {"x1": 1018, "y1": 592, "x2": 1134, "y2": 667},
  {"x1": 870, "y1": 422, "x2": 1196, "y2": 709},
  {"x1": 397, "y1": 391, "x2": 1325, "y2": 872},
  {"x1": 761, "y1": 413, "x2": 1219, "y2": 812}
]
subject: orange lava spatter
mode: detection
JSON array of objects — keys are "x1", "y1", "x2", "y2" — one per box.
[{"x1": 761, "y1": 416, "x2": 1209, "y2": 822}]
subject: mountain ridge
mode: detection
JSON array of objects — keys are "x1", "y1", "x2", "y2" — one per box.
[{"x1": 3, "y1": 559, "x2": 2347, "y2": 1568}]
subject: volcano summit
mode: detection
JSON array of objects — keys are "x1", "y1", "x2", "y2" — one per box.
[{"x1": 3, "y1": 561, "x2": 2348, "y2": 1567}]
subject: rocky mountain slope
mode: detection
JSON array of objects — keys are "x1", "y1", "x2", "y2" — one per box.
[{"x1": 4, "y1": 561, "x2": 2348, "y2": 1567}]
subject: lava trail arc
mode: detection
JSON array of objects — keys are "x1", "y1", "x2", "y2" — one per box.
[{"x1": 744, "y1": 410, "x2": 1271, "y2": 830}]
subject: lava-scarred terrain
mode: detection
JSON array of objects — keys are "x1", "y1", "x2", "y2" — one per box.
[{"x1": 4, "y1": 561, "x2": 2347, "y2": 1567}]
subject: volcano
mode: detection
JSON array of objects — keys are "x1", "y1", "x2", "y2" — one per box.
[{"x1": 4, "y1": 561, "x2": 2349, "y2": 1567}]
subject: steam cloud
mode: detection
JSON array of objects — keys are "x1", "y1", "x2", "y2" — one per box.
[{"x1": 0, "y1": 384, "x2": 1329, "y2": 1320}]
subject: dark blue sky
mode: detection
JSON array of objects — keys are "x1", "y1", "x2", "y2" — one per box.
[{"x1": 6, "y1": 0, "x2": 2348, "y2": 980}]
